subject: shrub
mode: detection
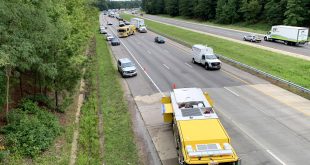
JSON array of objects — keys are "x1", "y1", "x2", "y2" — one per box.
[
  {"x1": 2, "y1": 100, "x2": 61, "y2": 157},
  {"x1": 0, "y1": 71, "x2": 5, "y2": 108}
]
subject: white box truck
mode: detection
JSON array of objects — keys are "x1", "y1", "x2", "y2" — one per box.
[
  {"x1": 264, "y1": 25, "x2": 309, "y2": 46},
  {"x1": 130, "y1": 18, "x2": 147, "y2": 33},
  {"x1": 191, "y1": 45, "x2": 221, "y2": 70}
]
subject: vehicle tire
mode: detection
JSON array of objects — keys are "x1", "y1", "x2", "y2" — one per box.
[
  {"x1": 264, "y1": 37, "x2": 267, "y2": 41},
  {"x1": 192, "y1": 58, "x2": 196, "y2": 64},
  {"x1": 243, "y1": 37, "x2": 246, "y2": 41},
  {"x1": 205, "y1": 63, "x2": 209, "y2": 70},
  {"x1": 284, "y1": 41, "x2": 288, "y2": 45},
  {"x1": 251, "y1": 39, "x2": 254, "y2": 42}
]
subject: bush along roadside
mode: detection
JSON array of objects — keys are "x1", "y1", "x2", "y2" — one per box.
[
  {"x1": 121, "y1": 13, "x2": 310, "y2": 90},
  {"x1": 1, "y1": 99, "x2": 61, "y2": 158}
]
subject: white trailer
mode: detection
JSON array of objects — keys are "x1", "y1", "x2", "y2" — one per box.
[
  {"x1": 130, "y1": 18, "x2": 147, "y2": 33},
  {"x1": 264, "y1": 25, "x2": 309, "y2": 46}
]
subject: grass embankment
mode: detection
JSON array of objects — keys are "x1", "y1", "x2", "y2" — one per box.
[
  {"x1": 157, "y1": 14, "x2": 270, "y2": 34},
  {"x1": 96, "y1": 31, "x2": 138, "y2": 165},
  {"x1": 122, "y1": 14, "x2": 310, "y2": 89},
  {"x1": 76, "y1": 36, "x2": 100, "y2": 164}
]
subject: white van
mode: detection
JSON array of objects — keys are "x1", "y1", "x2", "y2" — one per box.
[{"x1": 191, "y1": 45, "x2": 221, "y2": 70}]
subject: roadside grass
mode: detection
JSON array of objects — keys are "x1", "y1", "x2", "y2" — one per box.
[
  {"x1": 76, "y1": 94, "x2": 100, "y2": 164},
  {"x1": 95, "y1": 31, "x2": 138, "y2": 164},
  {"x1": 76, "y1": 36, "x2": 101, "y2": 164},
  {"x1": 121, "y1": 14, "x2": 310, "y2": 89},
  {"x1": 157, "y1": 14, "x2": 270, "y2": 34}
]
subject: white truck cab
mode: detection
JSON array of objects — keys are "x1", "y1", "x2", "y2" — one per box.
[{"x1": 192, "y1": 45, "x2": 221, "y2": 70}]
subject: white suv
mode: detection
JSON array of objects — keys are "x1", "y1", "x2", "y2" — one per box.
[{"x1": 117, "y1": 58, "x2": 137, "y2": 77}]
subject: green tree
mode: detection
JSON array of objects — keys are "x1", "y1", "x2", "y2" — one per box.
[
  {"x1": 216, "y1": 0, "x2": 228, "y2": 23},
  {"x1": 303, "y1": 0, "x2": 310, "y2": 26},
  {"x1": 240, "y1": 0, "x2": 262, "y2": 23},
  {"x1": 264, "y1": 0, "x2": 287, "y2": 25},
  {"x1": 284, "y1": 0, "x2": 305, "y2": 26},
  {"x1": 165, "y1": 0, "x2": 179, "y2": 16},
  {"x1": 95, "y1": 0, "x2": 108, "y2": 10},
  {"x1": 194, "y1": 0, "x2": 217, "y2": 20},
  {"x1": 179, "y1": 0, "x2": 195, "y2": 17},
  {"x1": 154, "y1": 0, "x2": 165, "y2": 14}
]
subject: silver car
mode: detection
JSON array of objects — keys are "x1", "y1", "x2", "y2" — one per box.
[
  {"x1": 117, "y1": 58, "x2": 137, "y2": 77},
  {"x1": 243, "y1": 34, "x2": 262, "y2": 42}
]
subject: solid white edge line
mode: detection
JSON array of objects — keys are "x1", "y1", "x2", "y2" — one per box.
[
  {"x1": 185, "y1": 63, "x2": 193, "y2": 68},
  {"x1": 163, "y1": 64, "x2": 170, "y2": 70},
  {"x1": 108, "y1": 24, "x2": 165, "y2": 97},
  {"x1": 266, "y1": 150, "x2": 286, "y2": 165},
  {"x1": 224, "y1": 87, "x2": 240, "y2": 96},
  {"x1": 214, "y1": 105, "x2": 287, "y2": 165}
]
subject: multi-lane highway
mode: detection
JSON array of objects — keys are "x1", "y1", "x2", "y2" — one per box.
[
  {"x1": 142, "y1": 14, "x2": 310, "y2": 57},
  {"x1": 100, "y1": 14, "x2": 310, "y2": 165}
]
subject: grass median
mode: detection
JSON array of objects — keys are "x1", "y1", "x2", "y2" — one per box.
[
  {"x1": 94, "y1": 31, "x2": 138, "y2": 164},
  {"x1": 157, "y1": 14, "x2": 270, "y2": 34},
  {"x1": 121, "y1": 13, "x2": 310, "y2": 89}
]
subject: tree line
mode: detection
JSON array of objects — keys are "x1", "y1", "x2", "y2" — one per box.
[
  {"x1": 95, "y1": 0, "x2": 141, "y2": 11},
  {"x1": 0, "y1": 0, "x2": 96, "y2": 118},
  {"x1": 142, "y1": 0, "x2": 310, "y2": 27}
]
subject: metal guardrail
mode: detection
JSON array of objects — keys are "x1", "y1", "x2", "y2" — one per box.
[{"x1": 217, "y1": 54, "x2": 310, "y2": 94}]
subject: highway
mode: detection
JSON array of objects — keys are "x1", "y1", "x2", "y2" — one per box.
[
  {"x1": 100, "y1": 14, "x2": 310, "y2": 165},
  {"x1": 142, "y1": 14, "x2": 310, "y2": 57}
]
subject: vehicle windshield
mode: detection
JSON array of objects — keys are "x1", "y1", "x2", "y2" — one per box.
[
  {"x1": 118, "y1": 29, "x2": 126, "y2": 32},
  {"x1": 205, "y1": 54, "x2": 217, "y2": 59},
  {"x1": 122, "y1": 62, "x2": 134, "y2": 67},
  {"x1": 158, "y1": 37, "x2": 164, "y2": 40}
]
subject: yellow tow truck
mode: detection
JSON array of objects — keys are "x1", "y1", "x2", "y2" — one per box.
[
  {"x1": 117, "y1": 25, "x2": 136, "y2": 38},
  {"x1": 162, "y1": 88, "x2": 241, "y2": 165}
]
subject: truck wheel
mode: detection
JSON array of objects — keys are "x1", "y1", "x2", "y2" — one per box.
[
  {"x1": 192, "y1": 58, "x2": 196, "y2": 64},
  {"x1": 205, "y1": 64, "x2": 209, "y2": 70},
  {"x1": 178, "y1": 155, "x2": 187, "y2": 165},
  {"x1": 284, "y1": 41, "x2": 288, "y2": 45},
  {"x1": 264, "y1": 37, "x2": 267, "y2": 41}
]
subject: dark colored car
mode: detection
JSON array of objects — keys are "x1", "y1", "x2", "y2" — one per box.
[
  {"x1": 111, "y1": 37, "x2": 120, "y2": 46},
  {"x1": 155, "y1": 36, "x2": 165, "y2": 43},
  {"x1": 124, "y1": 21, "x2": 130, "y2": 25}
]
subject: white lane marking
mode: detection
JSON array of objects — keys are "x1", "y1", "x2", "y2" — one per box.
[
  {"x1": 224, "y1": 87, "x2": 239, "y2": 96},
  {"x1": 185, "y1": 63, "x2": 193, "y2": 68},
  {"x1": 109, "y1": 27, "x2": 164, "y2": 96},
  {"x1": 214, "y1": 105, "x2": 287, "y2": 165},
  {"x1": 266, "y1": 150, "x2": 286, "y2": 165},
  {"x1": 163, "y1": 64, "x2": 170, "y2": 70}
]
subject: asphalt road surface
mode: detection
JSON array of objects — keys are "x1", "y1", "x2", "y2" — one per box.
[
  {"x1": 143, "y1": 14, "x2": 310, "y2": 57},
  {"x1": 100, "y1": 14, "x2": 310, "y2": 165}
]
